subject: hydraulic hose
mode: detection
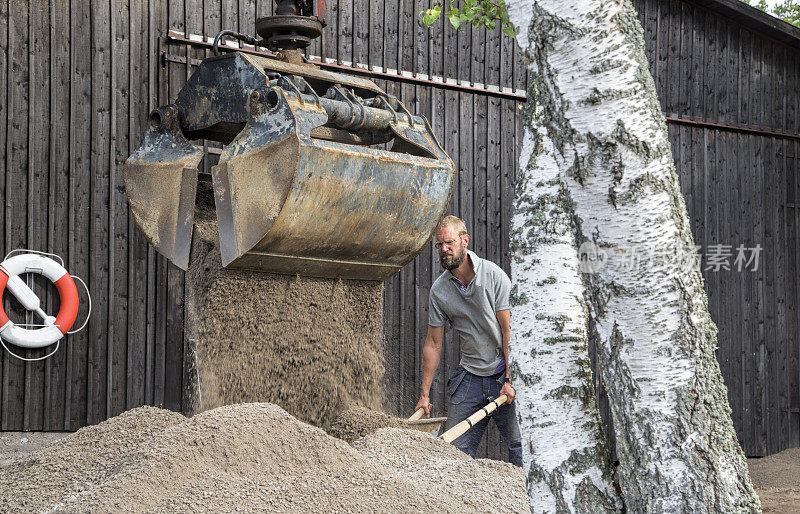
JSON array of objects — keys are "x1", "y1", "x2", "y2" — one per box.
[{"x1": 212, "y1": 30, "x2": 264, "y2": 56}]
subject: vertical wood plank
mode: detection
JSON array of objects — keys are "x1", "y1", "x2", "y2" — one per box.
[
  {"x1": 64, "y1": 0, "x2": 92, "y2": 430},
  {"x1": 792, "y1": 139, "x2": 800, "y2": 449},
  {"x1": 742, "y1": 133, "x2": 755, "y2": 455},
  {"x1": 730, "y1": 125, "x2": 744, "y2": 448},
  {"x1": 442, "y1": 2, "x2": 457, "y2": 82},
  {"x1": 755, "y1": 133, "x2": 767, "y2": 457},
  {"x1": 441, "y1": 87, "x2": 460, "y2": 416},
  {"x1": 108, "y1": 0, "x2": 130, "y2": 419},
  {"x1": 774, "y1": 46, "x2": 789, "y2": 453},
  {"x1": 87, "y1": 0, "x2": 112, "y2": 426},
  {"x1": 354, "y1": 0, "x2": 369, "y2": 66},
  {"x1": 788, "y1": 59, "x2": 800, "y2": 450},
  {"x1": 690, "y1": 3, "x2": 703, "y2": 118},
  {"x1": 654, "y1": 0, "x2": 669, "y2": 100},
  {"x1": 144, "y1": 0, "x2": 160, "y2": 409},
  {"x1": 383, "y1": 0, "x2": 397, "y2": 71},
  {"x1": 153, "y1": 0, "x2": 170, "y2": 410},
  {"x1": 764, "y1": 133, "x2": 777, "y2": 454},
  {"x1": 368, "y1": 0, "x2": 383, "y2": 70},
  {"x1": 728, "y1": 128, "x2": 744, "y2": 442},
  {"x1": 2, "y1": 0, "x2": 31, "y2": 431},
  {"x1": 665, "y1": 0, "x2": 680, "y2": 114},
  {"x1": 703, "y1": 10, "x2": 716, "y2": 119},
  {"x1": 221, "y1": 0, "x2": 236, "y2": 32},
  {"x1": 44, "y1": 0, "x2": 70, "y2": 431},
  {"x1": 337, "y1": 0, "x2": 352, "y2": 65},
  {"x1": 240, "y1": 0, "x2": 256, "y2": 35},
  {"x1": 21, "y1": 0, "x2": 51, "y2": 430},
  {"x1": 126, "y1": 0, "x2": 148, "y2": 412},
  {"x1": 457, "y1": 18, "x2": 470, "y2": 85},
  {"x1": 763, "y1": 43, "x2": 778, "y2": 452},
  {"x1": 327, "y1": 0, "x2": 339, "y2": 62},
  {"x1": 164, "y1": 0, "x2": 187, "y2": 413},
  {"x1": 0, "y1": 0, "x2": 8, "y2": 428},
  {"x1": 399, "y1": 0, "x2": 413, "y2": 73},
  {"x1": 473, "y1": 95, "x2": 488, "y2": 262},
  {"x1": 205, "y1": 0, "x2": 222, "y2": 49}
]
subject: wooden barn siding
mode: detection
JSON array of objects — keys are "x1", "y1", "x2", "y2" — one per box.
[
  {"x1": 0, "y1": 0, "x2": 797, "y2": 461},
  {"x1": 632, "y1": 0, "x2": 800, "y2": 457}
]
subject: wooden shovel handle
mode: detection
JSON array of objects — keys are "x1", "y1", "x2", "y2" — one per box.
[
  {"x1": 439, "y1": 394, "x2": 508, "y2": 444},
  {"x1": 408, "y1": 407, "x2": 425, "y2": 421}
]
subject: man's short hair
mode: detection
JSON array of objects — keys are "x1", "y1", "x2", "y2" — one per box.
[{"x1": 437, "y1": 215, "x2": 468, "y2": 236}]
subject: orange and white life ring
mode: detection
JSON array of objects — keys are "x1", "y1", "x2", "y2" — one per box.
[{"x1": 0, "y1": 254, "x2": 79, "y2": 349}]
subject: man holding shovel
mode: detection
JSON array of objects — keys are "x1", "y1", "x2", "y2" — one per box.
[{"x1": 414, "y1": 215, "x2": 523, "y2": 467}]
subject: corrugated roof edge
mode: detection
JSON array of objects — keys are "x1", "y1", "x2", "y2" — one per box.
[{"x1": 691, "y1": 0, "x2": 800, "y2": 49}]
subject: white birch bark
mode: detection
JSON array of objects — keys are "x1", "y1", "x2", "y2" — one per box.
[
  {"x1": 510, "y1": 114, "x2": 622, "y2": 513},
  {"x1": 506, "y1": 0, "x2": 760, "y2": 511}
]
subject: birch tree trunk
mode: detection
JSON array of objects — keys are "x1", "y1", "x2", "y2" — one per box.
[
  {"x1": 510, "y1": 117, "x2": 621, "y2": 513},
  {"x1": 506, "y1": 0, "x2": 760, "y2": 511}
]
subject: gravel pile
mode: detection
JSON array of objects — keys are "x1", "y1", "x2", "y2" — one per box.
[
  {"x1": 748, "y1": 447, "x2": 800, "y2": 490},
  {"x1": 0, "y1": 406, "x2": 185, "y2": 511},
  {"x1": 327, "y1": 406, "x2": 405, "y2": 443},
  {"x1": 0, "y1": 403, "x2": 527, "y2": 513},
  {"x1": 748, "y1": 448, "x2": 800, "y2": 512},
  {"x1": 355, "y1": 428, "x2": 528, "y2": 510}
]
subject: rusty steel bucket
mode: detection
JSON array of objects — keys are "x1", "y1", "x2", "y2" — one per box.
[{"x1": 123, "y1": 52, "x2": 454, "y2": 280}]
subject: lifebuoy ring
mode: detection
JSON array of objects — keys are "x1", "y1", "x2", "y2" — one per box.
[{"x1": 0, "y1": 254, "x2": 79, "y2": 349}]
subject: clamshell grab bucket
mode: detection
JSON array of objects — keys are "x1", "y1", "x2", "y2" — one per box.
[{"x1": 123, "y1": 52, "x2": 455, "y2": 281}]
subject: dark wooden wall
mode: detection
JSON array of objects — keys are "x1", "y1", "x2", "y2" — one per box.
[
  {"x1": 0, "y1": 0, "x2": 797, "y2": 461},
  {"x1": 0, "y1": 0, "x2": 187, "y2": 432},
  {"x1": 633, "y1": 0, "x2": 800, "y2": 457}
]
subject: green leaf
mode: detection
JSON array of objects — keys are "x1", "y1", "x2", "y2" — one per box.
[
  {"x1": 502, "y1": 24, "x2": 515, "y2": 38},
  {"x1": 421, "y1": 5, "x2": 443, "y2": 26},
  {"x1": 462, "y1": 6, "x2": 476, "y2": 21},
  {"x1": 447, "y1": 13, "x2": 461, "y2": 29}
]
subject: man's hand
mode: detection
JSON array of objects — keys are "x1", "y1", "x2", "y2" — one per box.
[
  {"x1": 500, "y1": 381, "x2": 515, "y2": 403},
  {"x1": 415, "y1": 395, "x2": 432, "y2": 416}
]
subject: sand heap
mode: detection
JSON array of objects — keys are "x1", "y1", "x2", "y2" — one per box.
[
  {"x1": 328, "y1": 406, "x2": 406, "y2": 443},
  {"x1": 185, "y1": 183, "x2": 385, "y2": 428},
  {"x1": 747, "y1": 447, "x2": 800, "y2": 513},
  {"x1": 0, "y1": 403, "x2": 527, "y2": 513}
]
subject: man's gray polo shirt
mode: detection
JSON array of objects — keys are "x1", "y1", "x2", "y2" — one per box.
[{"x1": 428, "y1": 250, "x2": 511, "y2": 376}]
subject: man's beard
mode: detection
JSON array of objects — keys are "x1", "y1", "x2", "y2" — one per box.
[{"x1": 440, "y1": 249, "x2": 465, "y2": 270}]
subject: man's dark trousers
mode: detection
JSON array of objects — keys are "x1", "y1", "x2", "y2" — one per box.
[{"x1": 442, "y1": 366, "x2": 523, "y2": 467}]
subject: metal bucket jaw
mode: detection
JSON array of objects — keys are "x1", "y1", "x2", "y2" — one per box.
[
  {"x1": 212, "y1": 82, "x2": 454, "y2": 280},
  {"x1": 124, "y1": 52, "x2": 455, "y2": 281},
  {"x1": 212, "y1": 85, "x2": 328, "y2": 272},
  {"x1": 123, "y1": 107, "x2": 203, "y2": 270}
]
